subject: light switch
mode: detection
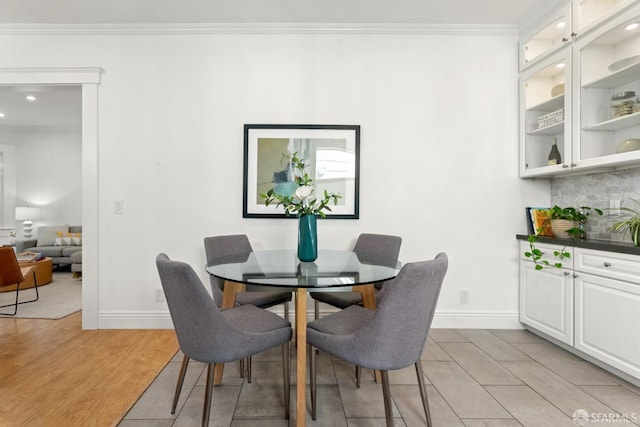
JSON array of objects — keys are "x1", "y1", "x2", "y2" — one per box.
[{"x1": 113, "y1": 200, "x2": 124, "y2": 214}]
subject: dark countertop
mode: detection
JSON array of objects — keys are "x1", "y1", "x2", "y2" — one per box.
[{"x1": 516, "y1": 234, "x2": 640, "y2": 256}]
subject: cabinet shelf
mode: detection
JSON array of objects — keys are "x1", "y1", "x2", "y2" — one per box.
[
  {"x1": 584, "y1": 111, "x2": 640, "y2": 131},
  {"x1": 527, "y1": 94, "x2": 565, "y2": 112},
  {"x1": 528, "y1": 121, "x2": 564, "y2": 135},
  {"x1": 582, "y1": 61, "x2": 640, "y2": 89}
]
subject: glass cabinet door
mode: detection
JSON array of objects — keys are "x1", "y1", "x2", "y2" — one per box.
[
  {"x1": 521, "y1": 48, "x2": 572, "y2": 177},
  {"x1": 575, "y1": 5, "x2": 640, "y2": 169},
  {"x1": 573, "y1": 0, "x2": 638, "y2": 36},
  {"x1": 521, "y1": 5, "x2": 572, "y2": 69}
]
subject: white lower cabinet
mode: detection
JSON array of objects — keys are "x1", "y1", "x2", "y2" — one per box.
[
  {"x1": 575, "y1": 271, "x2": 640, "y2": 380},
  {"x1": 519, "y1": 241, "x2": 640, "y2": 383},
  {"x1": 520, "y1": 260, "x2": 574, "y2": 345}
]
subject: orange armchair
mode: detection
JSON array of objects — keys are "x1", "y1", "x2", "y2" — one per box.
[{"x1": 0, "y1": 247, "x2": 39, "y2": 316}]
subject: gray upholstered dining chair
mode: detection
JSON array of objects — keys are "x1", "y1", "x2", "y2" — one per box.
[
  {"x1": 307, "y1": 253, "x2": 448, "y2": 427},
  {"x1": 204, "y1": 235, "x2": 292, "y2": 380},
  {"x1": 156, "y1": 253, "x2": 292, "y2": 426},
  {"x1": 204, "y1": 235, "x2": 292, "y2": 316},
  {"x1": 309, "y1": 233, "x2": 402, "y2": 318}
]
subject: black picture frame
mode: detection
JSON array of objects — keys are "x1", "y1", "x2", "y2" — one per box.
[{"x1": 243, "y1": 124, "x2": 360, "y2": 219}]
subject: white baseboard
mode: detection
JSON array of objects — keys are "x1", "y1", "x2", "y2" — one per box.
[
  {"x1": 431, "y1": 310, "x2": 522, "y2": 329},
  {"x1": 98, "y1": 311, "x2": 174, "y2": 329},
  {"x1": 97, "y1": 309, "x2": 523, "y2": 330}
]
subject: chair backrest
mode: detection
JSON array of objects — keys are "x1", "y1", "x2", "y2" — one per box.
[
  {"x1": 203, "y1": 235, "x2": 253, "y2": 304},
  {"x1": 352, "y1": 253, "x2": 448, "y2": 371},
  {"x1": 156, "y1": 253, "x2": 243, "y2": 363},
  {"x1": 0, "y1": 248, "x2": 25, "y2": 287},
  {"x1": 353, "y1": 233, "x2": 402, "y2": 290},
  {"x1": 353, "y1": 233, "x2": 402, "y2": 262}
]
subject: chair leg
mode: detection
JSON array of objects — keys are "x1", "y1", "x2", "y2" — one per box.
[
  {"x1": 415, "y1": 362, "x2": 432, "y2": 427},
  {"x1": 247, "y1": 356, "x2": 252, "y2": 383},
  {"x1": 0, "y1": 271, "x2": 39, "y2": 316},
  {"x1": 171, "y1": 355, "x2": 190, "y2": 414},
  {"x1": 356, "y1": 365, "x2": 361, "y2": 388},
  {"x1": 282, "y1": 341, "x2": 290, "y2": 419},
  {"x1": 284, "y1": 301, "x2": 289, "y2": 321},
  {"x1": 314, "y1": 300, "x2": 319, "y2": 320},
  {"x1": 203, "y1": 363, "x2": 215, "y2": 427},
  {"x1": 239, "y1": 358, "x2": 245, "y2": 378},
  {"x1": 380, "y1": 371, "x2": 394, "y2": 427},
  {"x1": 309, "y1": 344, "x2": 317, "y2": 420}
]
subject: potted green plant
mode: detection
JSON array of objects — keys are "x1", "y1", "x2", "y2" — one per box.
[
  {"x1": 524, "y1": 205, "x2": 603, "y2": 270},
  {"x1": 548, "y1": 205, "x2": 603, "y2": 239},
  {"x1": 608, "y1": 198, "x2": 640, "y2": 246}
]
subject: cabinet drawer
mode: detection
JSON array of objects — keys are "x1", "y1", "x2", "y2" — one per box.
[{"x1": 575, "y1": 248, "x2": 640, "y2": 285}]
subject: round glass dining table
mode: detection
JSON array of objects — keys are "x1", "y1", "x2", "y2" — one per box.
[{"x1": 206, "y1": 249, "x2": 401, "y2": 426}]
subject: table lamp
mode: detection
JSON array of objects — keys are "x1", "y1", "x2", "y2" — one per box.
[{"x1": 15, "y1": 206, "x2": 41, "y2": 239}]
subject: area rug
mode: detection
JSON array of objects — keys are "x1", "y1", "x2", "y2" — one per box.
[{"x1": 0, "y1": 272, "x2": 82, "y2": 319}]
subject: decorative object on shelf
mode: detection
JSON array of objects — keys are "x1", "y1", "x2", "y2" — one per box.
[
  {"x1": 297, "y1": 214, "x2": 318, "y2": 262},
  {"x1": 609, "y1": 91, "x2": 636, "y2": 118},
  {"x1": 243, "y1": 124, "x2": 360, "y2": 219},
  {"x1": 14, "y1": 207, "x2": 41, "y2": 239},
  {"x1": 608, "y1": 55, "x2": 640, "y2": 73},
  {"x1": 550, "y1": 82, "x2": 565, "y2": 97},
  {"x1": 548, "y1": 138, "x2": 562, "y2": 165},
  {"x1": 616, "y1": 138, "x2": 640, "y2": 154},
  {"x1": 537, "y1": 108, "x2": 564, "y2": 129},
  {"x1": 607, "y1": 198, "x2": 640, "y2": 246},
  {"x1": 524, "y1": 205, "x2": 603, "y2": 270},
  {"x1": 261, "y1": 153, "x2": 341, "y2": 262}
]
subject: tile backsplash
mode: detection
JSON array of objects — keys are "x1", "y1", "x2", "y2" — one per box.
[{"x1": 551, "y1": 168, "x2": 640, "y2": 243}]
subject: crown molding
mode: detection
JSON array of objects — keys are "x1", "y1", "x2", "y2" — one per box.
[{"x1": 0, "y1": 22, "x2": 518, "y2": 36}]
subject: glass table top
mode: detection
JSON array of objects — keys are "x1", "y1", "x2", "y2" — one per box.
[{"x1": 206, "y1": 249, "x2": 401, "y2": 289}]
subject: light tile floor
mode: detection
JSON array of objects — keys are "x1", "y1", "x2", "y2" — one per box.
[{"x1": 119, "y1": 329, "x2": 640, "y2": 426}]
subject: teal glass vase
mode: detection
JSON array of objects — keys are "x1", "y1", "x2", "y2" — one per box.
[{"x1": 298, "y1": 214, "x2": 318, "y2": 262}]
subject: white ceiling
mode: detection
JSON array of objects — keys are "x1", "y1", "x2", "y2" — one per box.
[
  {"x1": 0, "y1": 0, "x2": 561, "y2": 26},
  {"x1": 0, "y1": 0, "x2": 562, "y2": 127}
]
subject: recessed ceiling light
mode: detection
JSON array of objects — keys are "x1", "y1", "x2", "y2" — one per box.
[
  {"x1": 556, "y1": 21, "x2": 566, "y2": 28},
  {"x1": 556, "y1": 62, "x2": 566, "y2": 69},
  {"x1": 26, "y1": 95, "x2": 36, "y2": 101},
  {"x1": 626, "y1": 22, "x2": 639, "y2": 31},
  {"x1": 0, "y1": 112, "x2": 5, "y2": 118}
]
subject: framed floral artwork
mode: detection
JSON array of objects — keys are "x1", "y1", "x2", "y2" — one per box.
[{"x1": 243, "y1": 124, "x2": 360, "y2": 219}]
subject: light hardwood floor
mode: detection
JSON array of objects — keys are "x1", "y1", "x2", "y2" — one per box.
[{"x1": 0, "y1": 311, "x2": 178, "y2": 427}]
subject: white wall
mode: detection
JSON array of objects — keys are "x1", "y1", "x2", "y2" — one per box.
[
  {"x1": 11, "y1": 126, "x2": 82, "y2": 232},
  {"x1": 0, "y1": 27, "x2": 549, "y2": 328}
]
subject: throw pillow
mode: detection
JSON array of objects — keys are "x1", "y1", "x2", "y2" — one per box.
[
  {"x1": 54, "y1": 236, "x2": 82, "y2": 246},
  {"x1": 37, "y1": 225, "x2": 70, "y2": 246}
]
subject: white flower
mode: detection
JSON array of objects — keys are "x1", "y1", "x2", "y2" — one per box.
[{"x1": 293, "y1": 185, "x2": 313, "y2": 202}]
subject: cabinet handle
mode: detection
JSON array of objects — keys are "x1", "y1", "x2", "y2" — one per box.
[
  {"x1": 562, "y1": 164, "x2": 570, "y2": 168},
  {"x1": 564, "y1": 271, "x2": 571, "y2": 276},
  {"x1": 571, "y1": 32, "x2": 577, "y2": 38},
  {"x1": 562, "y1": 37, "x2": 568, "y2": 42},
  {"x1": 573, "y1": 274, "x2": 579, "y2": 278},
  {"x1": 604, "y1": 262, "x2": 612, "y2": 267},
  {"x1": 570, "y1": 163, "x2": 577, "y2": 167}
]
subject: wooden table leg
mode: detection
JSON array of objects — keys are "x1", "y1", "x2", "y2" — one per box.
[
  {"x1": 296, "y1": 288, "x2": 307, "y2": 427},
  {"x1": 213, "y1": 280, "x2": 245, "y2": 385},
  {"x1": 353, "y1": 284, "x2": 382, "y2": 383}
]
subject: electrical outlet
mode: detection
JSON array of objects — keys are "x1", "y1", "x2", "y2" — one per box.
[
  {"x1": 460, "y1": 289, "x2": 469, "y2": 304},
  {"x1": 610, "y1": 199, "x2": 621, "y2": 215},
  {"x1": 155, "y1": 288, "x2": 165, "y2": 302},
  {"x1": 114, "y1": 200, "x2": 124, "y2": 214}
]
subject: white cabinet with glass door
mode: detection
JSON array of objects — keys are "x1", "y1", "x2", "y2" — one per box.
[
  {"x1": 572, "y1": 0, "x2": 639, "y2": 37},
  {"x1": 520, "y1": 3, "x2": 572, "y2": 70},
  {"x1": 574, "y1": 5, "x2": 640, "y2": 170},
  {"x1": 520, "y1": 48, "x2": 572, "y2": 177}
]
